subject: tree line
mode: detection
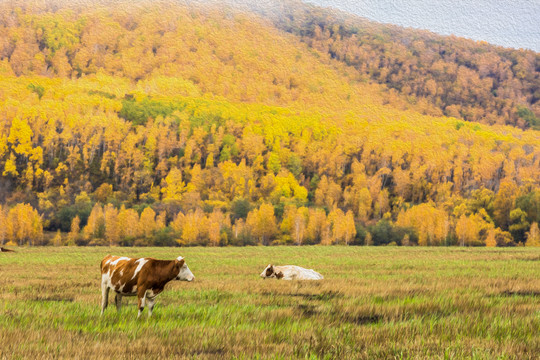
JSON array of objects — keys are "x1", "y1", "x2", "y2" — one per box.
[{"x1": 2, "y1": 198, "x2": 540, "y2": 247}]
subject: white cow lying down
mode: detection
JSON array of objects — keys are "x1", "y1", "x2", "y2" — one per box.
[{"x1": 260, "y1": 264, "x2": 324, "y2": 280}]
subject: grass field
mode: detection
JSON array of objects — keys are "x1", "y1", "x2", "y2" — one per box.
[{"x1": 0, "y1": 246, "x2": 539, "y2": 359}]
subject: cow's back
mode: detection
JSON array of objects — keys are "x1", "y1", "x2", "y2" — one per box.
[
  {"x1": 302, "y1": 268, "x2": 324, "y2": 280},
  {"x1": 101, "y1": 255, "x2": 151, "y2": 295},
  {"x1": 277, "y1": 265, "x2": 323, "y2": 280}
]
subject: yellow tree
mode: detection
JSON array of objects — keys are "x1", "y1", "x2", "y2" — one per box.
[
  {"x1": 271, "y1": 172, "x2": 308, "y2": 203},
  {"x1": 117, "y1": 205, "x2": 129, "y2": 239},
  {"x1": 180, "y1": 209, "x2": 208, "y2": 245},
  {"x1": 5, "y1": 204, "x2": 42, "y2": 246},
  {"x1": 485, "y1": 228, "x2": 497, "y2": 247},
  {"x1": 293, "y1": 207, "x2": 309, "y2": 245},
  {"x1": 51, "y1": 49, "x2": 72, "y2": 77},
  {"x1": 365, "y1": 232, "x2": 373, "y2": 246},
  {"x1": 280, "y1": 205, "x2": 297, "y2": 237},
  {"x1": 327, "y1": 207, "x2": 344, "y2": 244},
  {"x1": 246, "y1": 203, "x2": 277, "y2": 245},
  {"x1": 455, "y1": 214, "x2": 478, "y2": 247},
  {"x1": 207, "y1": 209, "x2": 229, "y2": 246},
  {"x1": 484, "y1": 227, "x2": 514, "y2": 247},
  {"x1": 68, "y1": 215, "x2": 80, "y2": 245},
  {"x1": 374, "y1": 189, "x2": 391, "y2": 220},
  {"x1": 306, "y1": 208, "x2": 327, "y2": 244},
  {"x1": 161, "y1": 168, "x2": 186, "y2": 202},
  {"x1": 493, "y1": 180, "x2": 518, "y2": 229},
  {"x1": 84, "y1": 203, "x2": 104, "y2": 240},
  {"x1": 455, "y1": 212, "x2": 493, "y2": 246},
  {"x1": 52, "y1": 230, "x2": 63, "y2": 246},
  {"x1": 118, "y1": 206, "x2": 139, "y2": 239},
  {"x1": 526, "y1": 222, "x2": 540, "y2": 247},
  {"x1": 156, "y1": 211, "x2": 167, "y2": 232},
  {"x1": 208, "y1": 214, "x2": 221, "y2": 246},
  {"x1": 185, "y1": 164, "x2": 204, "y2": 194},
  {"x1": 3, "y1": 153, "x2": 18, "y2": 177},
  {"x1": 357, "y1": 187, "x2": 372, "y2": 223},
  {"x1": 396, "y1": 203, "x2": 448, "y2": 246},
  {"x1": 343, "y1": 210, "x2": 356, "y2": 245},
  {"x1": 94, "y1": 184, "x2": 113, "y2": 203},
  {"x1": 29, "y1": 206, "x2": 44, "y2": 245},
  {"x1": 170, "y1": 211, "x2": 185, "y2": 236},
  {"x1": 343, "y1": 160, "x2": 369, "y2": 213},
  {"x1": 280, "y1": 205, "x2": 308, "y2": 245},
  {"x1": 139, "y1": 207, "x2": 157, "y2": 239},
  {"x1": 8, "y1": 117, "x2": 33, "y2": 158},
  {"x1": 327, "y1": 208, "x2": 356, "y2": 245},
  {"x1": 5, "y1": 204, "x2": 22, "y2": 245},
  {"x1": 104, "y1": 204, "x2": 119, "y2": 246},
  {"x1": 314, "y1": 175, "x2": 341, "y2": 209},
  {"x1": 232, "y1": 218, "x2": 246, "y2": 242}
]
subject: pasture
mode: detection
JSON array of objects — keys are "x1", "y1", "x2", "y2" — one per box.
[{"x1": 0, "y1": 246, "x2": 539, "y2": 359}]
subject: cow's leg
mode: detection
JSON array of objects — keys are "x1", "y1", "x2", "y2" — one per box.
[
  {"x1": 115, "y1": 293, "x2": 122, "y2": 311},
  {"x1": 147, "y1": 296, "x2": 156, "y2": 318},
  {"x1": 100, "y1": 281, "x2": 110, "y2": 316},
  {"x1": 137, "y1": 288, "x2": 147, "y2": 319}
]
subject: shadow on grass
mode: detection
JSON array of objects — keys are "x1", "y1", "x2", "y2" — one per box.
[
  {"x1": 31, "y1": 295, "x2": 74, "y2": 302},
  {"x1": 294, "y1": 303, "x2": 383, "y2": 325},
  {"x1": 498, "y1": 290, "x2": 540, "y2": 297},
  {"x1": 260, "y1": 290, "x2": 343, "y2": 301}
]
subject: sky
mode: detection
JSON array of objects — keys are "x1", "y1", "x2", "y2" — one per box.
[{"x1": 304, "y1": 0, "x2": 540, "y2": 52}]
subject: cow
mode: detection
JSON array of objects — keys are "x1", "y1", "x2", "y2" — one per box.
[
  {"x1": 260, "y1": 264, "x2": 324, "y2": 280},
  {"x1": 0, "y1": 247, "x2": 15, "y2": 252},
  {"x1": 100, "y1": 255, "x2": 195, "y2": 318}
]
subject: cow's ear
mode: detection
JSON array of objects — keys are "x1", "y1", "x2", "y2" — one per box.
[{"x1": 176, "y1": 259, "x2": 185, "y2": 267}]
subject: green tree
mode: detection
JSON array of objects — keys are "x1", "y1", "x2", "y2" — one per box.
[{"x1": 509, "y1": 208, "x2": 530, "y2": 244}]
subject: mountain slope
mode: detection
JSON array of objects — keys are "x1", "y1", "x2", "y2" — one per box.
[
  {"x1": 245, "y1": 0, "x2": 540, "y2": 129},
  {"x1": 0, "y1": 0, "x2": 425, "y2": 115}
]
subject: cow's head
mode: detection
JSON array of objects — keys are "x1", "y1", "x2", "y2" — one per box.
[
  {"x1": 260, "y1": 264, "x2": 283, "y2": 279},
  {"x1": 175, "y1": 256, "x2": 195, "y2": 281}
]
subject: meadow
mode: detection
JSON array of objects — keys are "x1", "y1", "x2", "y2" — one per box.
[{"x1": 0, "y1": 246, "x2": 539, "y2": 359}]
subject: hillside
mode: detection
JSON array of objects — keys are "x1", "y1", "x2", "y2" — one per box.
[
  {"x1": 0, "y1": 0, "x2": 422, "y2": 114},
  {"x1": 0, "y1": 0, "x2": 539, "y2": 248},
  {"x1": 247, "y1": 0, "x2": 540, "y2": 129}
]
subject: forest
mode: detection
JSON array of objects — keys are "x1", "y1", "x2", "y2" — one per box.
[
  {"x1": 255, "y1": 0, "x2": 540, "y2": 129},
  {"x1": 0, "y1": 0, "x2": 539, "y2": 247}
]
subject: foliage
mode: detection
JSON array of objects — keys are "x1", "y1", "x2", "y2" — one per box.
[
  {"x1": 260, "y1": 1, "x2": 540, "y2": 129},
  {"x1": 526, "y1": 222, "x2": 540, "y2": 247},
  {"x1": 517, "y1": 106, "x2": 540, "y2": 130},
  {"x1": 0, "y1": 1, "x2": 538, "y2": 247},
  {"x1": 368, "y1": 219, "x2": 418, "y2": 246}
]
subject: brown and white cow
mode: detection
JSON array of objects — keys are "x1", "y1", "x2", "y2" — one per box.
[
  {"x1": 260, "y1": 264, "x2": 324, "y2": 280},
  {"x1": 100, "y1": 255, "x2": 194, "y2": 318},
  {"x1": 0, "y1": 247, "x2": 15, "y2": 252}
]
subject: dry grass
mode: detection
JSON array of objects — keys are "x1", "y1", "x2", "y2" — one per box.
[{"x1": 1, "y1": 246, "x2": 539, "y2": 359}]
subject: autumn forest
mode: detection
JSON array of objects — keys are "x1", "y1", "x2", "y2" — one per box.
[{"x1": 0, "y1": 0, "x2": 539, "y2": 248}]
